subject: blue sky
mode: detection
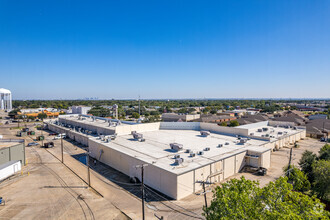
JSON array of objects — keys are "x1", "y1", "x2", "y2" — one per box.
[{"x1": 0, "y1": 0, "x2": 329, "y2": 99}]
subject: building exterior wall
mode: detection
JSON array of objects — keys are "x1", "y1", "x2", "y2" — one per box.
[
  {"x1": 88, "y1": 138, "x2": 179, "y2": 199},
  {"x1": 0, "y1": 160, "x2": 21, "y2": 181},
  {"x1": 200, "y1": 123, "x2": 249, "y2": 136},
  {"x1": 0, "y1": 142, "x2": 25, "y2": 166}
]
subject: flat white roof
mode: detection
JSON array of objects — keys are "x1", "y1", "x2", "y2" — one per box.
[{"x1": 91, "y1": 129, "x2": 271, "y2": 175}]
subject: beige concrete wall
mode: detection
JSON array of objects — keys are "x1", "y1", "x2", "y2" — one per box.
[
  {"x1": 48, "y1": 123, "x2": 89, "y2": 146},
  {"x1": 223, "y1": 156, "x2": 235, "y2": 179},
  {"x1": 177, "y1": 171, "x2": 194, "y2": 199},
  {"x1": 268, "y1": 121, "x2": 295, "y2": 127},
  {"x1": 88, "y1": 139, "x2": 178, "y2": 199},
  {"x1": 194, "y1": 165, "x2": 211, "y2": 192},
  {"x1": 159, "y1": 122, "x2": 200, "y2": 130},
  {"x1": 235, "y1": 152, "x2": 246, "y2": 173},
  {"x1": 200, "y1": 123, "x2": 249, "y2": 136},
  {"x1": 261, "y1": 150, "x2": 271, "y2": 169},
  {"x1": 210, "y1": 160, "x2": 224, "y2": 184},
  {"x1": 115, "y1": 123, "x2": 160, "y2": 135}
]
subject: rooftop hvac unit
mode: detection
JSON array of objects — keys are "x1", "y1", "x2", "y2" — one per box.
[
  {"x1": 278, "y1": 132, "x2": 283, "y2": 135},
  {"x1": 250, "y1": 133, "x2": 254, "y2": 136},
  {"x1": 204, "y1": 147, "x2": 210, "y2": 151},
  {"x1": 262, "y1": 127, "x2": 268, "y2": 131},
  {"x1": 225, "y1": 142, "x2": 229, "y2": 145},
  {"x1": 175, "y1": 158, "x2": 184, "y2": 165},
  {"x1": 133, "y1": 132, "x2": 143, "y2": 139},
  {"x1": 185, "y1": 149, "x2": 191, "y2": 153},
  {"x1": 131, "y1": 131, "x2": 137, "y2": 135},
  {"x1": 190, "y1": 152, "x2": 196, "y2": 157},
  {"x1": 138, "y1": 138, "x2": 145, "y2": 142},
  {"x1": 110, "y1": 134, "x2": 117, "y2": 140},
  {"x1": 217, "y1": 144, "x2": 223, "y2": 148},
  {"x1": 197, "y1": 151, "x2": 204, "y2": 155},
  {"x1": 265, "y1": 134, "x2": 270, "y2": 137},
  {"x1": 293, "y1": 127, "x2": 297, "y2": 130},
  {"x1": 240, "y1": 139, "x2": 247, "y2": 144},
  {"x1": 200, "y1": 131, "x2": 210, "y2": 136},
  {"x1": 170, "y1": 143, "x2": 183, "y2": 152},
  {"x1": 174, "y1": 154, "x2": 180, "y2": 159},
  {"x1": 257, "y1": 129, "x2": 262, "y2": 132}
]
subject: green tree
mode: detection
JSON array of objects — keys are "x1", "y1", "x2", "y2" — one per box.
[
  {"x1": 312, "y1": 160, "x2": 330, "y2": 201},
  {"x1": 228, "y1": 120, "x2": 239, "y2": 127},
  {"x1": 28, "y1": 116, "x2": 36, "y2": 120},
  {"x1": 299, "y1": 150, "x2": 317, "y2": 182},
  {"x1": 132, "y1": 112, "x2": 140, "y2": 119},
  {"x1": 8, "y1": 109, "x2": 20, "y2": 119},
  {"x1": 88, "y1": 107, "x2": 110, "y2": 117},
  {"x1": 284, "y1": 165, "x2": 310, "y2": 192},
  {"x1": 318, "y1": 144, "x2": 330, "y2": 161},
  {"x1": 205, "y1": 176, "x2": 329, "y2": 219},
  {"x1": 37, "y1": 113, "x2": 47, "y2": 121},
  {"x1": 219, "y1": 122, "x2": 227, "y2": 126}
]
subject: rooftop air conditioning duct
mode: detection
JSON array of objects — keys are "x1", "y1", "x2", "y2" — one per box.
[
  {"x1": 240, "y1": 139, "x2": 247, "y2": 144},
  {"x1": 200, "y1": 131, "x2": 210, "y2": 136},
  {"x1": 175, "y1": 158, "x2": 184, "y2": 165},
  {"x1": 170, "y1": 143, "x2": 183, "y2": 152},
  {"x1": 133, "y1": 132, "x2": 143, "y2": 139}
]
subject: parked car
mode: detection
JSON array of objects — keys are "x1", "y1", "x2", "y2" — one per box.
[
  {"x1": 49, "y1": 133, "x2": 57, "y2": 136},
  {"x1": 28, "y1": 142, "x2": 39, "y2": 146}
]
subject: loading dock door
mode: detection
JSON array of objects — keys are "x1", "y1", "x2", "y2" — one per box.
[{"x1": 250, "y1": 157, "x2": 259, "y2": 168}]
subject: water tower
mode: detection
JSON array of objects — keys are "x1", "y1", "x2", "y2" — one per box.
[{"x1": 0, "y1": 88, "x2": 12, "y2": 111}]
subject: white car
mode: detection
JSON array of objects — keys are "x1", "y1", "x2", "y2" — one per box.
[{"x1": 28, "y1": 142, "x2": 39, "y2": 146}]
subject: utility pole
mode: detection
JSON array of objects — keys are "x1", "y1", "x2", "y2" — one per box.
[
  {"x1": 135, "y1": 164, "x2": 148, "y2": 220},
  {"x1": 41, "y1": 129, "x2": 44, "y2": 147},
  {"x1": 138, "y1": 95, "x2": 141, "y2": 116},
  {"x1": 196, "y1": 180, "x2": 212, "y2": 217},
  {"x1": 288, "y1": 147, "x2": 293, "y2": 169},
  {"x1": 61, "y1": 135, "x2": 64, "y2": 163},
  {"x1": 86, "y1": 151, "x2": 90, "y2": 187}
]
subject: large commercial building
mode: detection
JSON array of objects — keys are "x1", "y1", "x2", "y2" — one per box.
[
  {"x1": 72, "y1": 106, "x2": 92, "y2": 115},
  {"x1": 46, "y1": 115, "x2": 306, "y2": 200}
]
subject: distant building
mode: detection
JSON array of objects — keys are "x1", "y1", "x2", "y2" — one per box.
[
  {"x1": 193, "y1": 115, "x2": 236, "y2": 124},
  {"x1": 309, "y1": 114, "x2": 328, "y2": 120},
  {"x1": 72, "y1": 106, "x2": 92, "y2": 115},
  {"x1": 162, "y1": 113, "x2": 200, "y2": 122},
  {"x1": 305, "y1": 119, "x2": 330, "y2": 138}
]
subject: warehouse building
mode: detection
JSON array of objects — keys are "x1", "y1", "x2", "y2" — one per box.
[
  {"x1": 0, "y1": 139, "x2": 25, "y2": 181},
  {"x1": 46, "y1": 115, "x2": 306, "y2": 200}
]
